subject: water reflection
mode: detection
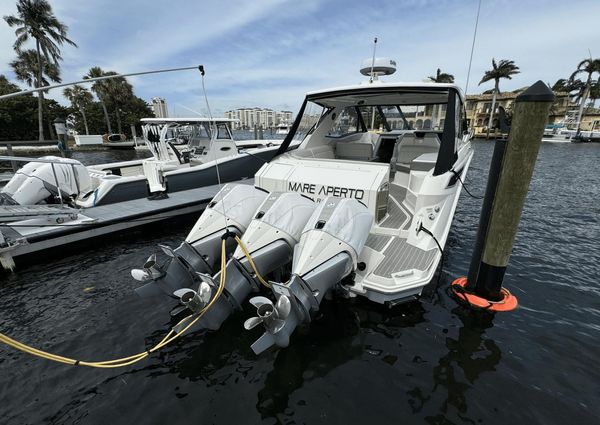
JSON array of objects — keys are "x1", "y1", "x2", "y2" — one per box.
[
  {"x1": 408, "y1": 307, "x2": 501, "y2": 423},
  {"x1": 256, "y1": 299, "x2": 363, "y2": 420}
]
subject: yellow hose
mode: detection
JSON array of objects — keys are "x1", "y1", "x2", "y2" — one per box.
[
  {"x1": 0, "y1": 239, "x2": 228, "y2": 368},
  {"x1": 234, "y1": 235, "x2": 271, "y2": 288}
]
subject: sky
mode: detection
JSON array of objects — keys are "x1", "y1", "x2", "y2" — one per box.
[{"x1": 0, "y1": 0, "x2": 599, "y2": 117}]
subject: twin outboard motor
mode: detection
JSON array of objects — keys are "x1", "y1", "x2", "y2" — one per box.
[
  {"x1": 245, "y1": 197, "x2": 374, "y2": 354},
  {"x1": 0, "y1": 157, "x2": 91, "y2": 205},
  {"x1": 132, "y1": 183, "x2": 267, "y2": 297},
  {"x1": 169, "y1": 191, "x2": 316, "y2": 332}
]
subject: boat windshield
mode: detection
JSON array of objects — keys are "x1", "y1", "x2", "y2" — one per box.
[
  {"x1": 285, "y1": 101, "x2": 331, "y2": 143},
  {"x1": 328, "y1": 103, "x2": 448, "y2": 136}
]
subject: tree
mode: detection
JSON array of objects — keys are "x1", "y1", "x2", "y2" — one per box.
[
  {"x1": 428, "y1": 68, "x2": 455, "y2": 83},
  {"x1": 569, "y1": 58, "x2": 600, "y2": 132},
  {"x1": 9, "y1": 48, "x2": 60, "y2": 87},
  {"x1": 10, "y1": 49, "x2": 61, "y2": 139},
  {"x1": 64, "y1": 84, "x2": 93, "y2": 135},
  {"x1": 588, "y1": 80, "x2": 600, "y2": 109},
  {"x1": 0, "y1": 74, "x2": 68, "y2": 141},
  {"x1": 84, "y1": 66, "x2": 112, "y2": 134},
  {"x1": 4, "y1": 0, "x2": 77, "y2": 141},
  {"x1": 103, "y1": 73, "x2": 134, "y2": 134},
  {"x1": 479, "y1": 58, "x2": 520, "y2": 138}
]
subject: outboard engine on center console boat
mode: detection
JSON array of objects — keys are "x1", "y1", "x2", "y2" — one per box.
[
  {"x1": 0, "y1": 157, "x2": 91, "y2": 205},
  {"x1": 132, "y1": 183, "x2": 267, "y2": 297},
  {"x1": 245, "y1": 196, "x2": 373, "y2": 354},
  {"x1": 166, "y1": 190, "x2": 317, "y2": 332}
]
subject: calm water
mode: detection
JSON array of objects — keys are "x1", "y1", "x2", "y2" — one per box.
[{"x1": 0, "y1": 141, "x2": 598, "y2": 424}]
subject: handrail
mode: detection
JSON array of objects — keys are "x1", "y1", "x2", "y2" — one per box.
[
  {"x1": 0, "y1": 155, "x2": 81, "y2": 165},
  {"x1": 0, "y1": 65, "x2": 202, "y2": 100}
]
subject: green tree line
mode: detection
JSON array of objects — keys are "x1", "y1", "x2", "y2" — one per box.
[{"x1": 2, "y1": 0, "x2": 152, "y2": 141}]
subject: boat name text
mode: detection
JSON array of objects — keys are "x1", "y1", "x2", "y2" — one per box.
[{"x1": 288, "y1": 182, "x2": 364, "y2": 200}]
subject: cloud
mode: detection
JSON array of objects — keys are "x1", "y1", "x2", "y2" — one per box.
[{"x1": 1, "y1": 0, "x2": 599, "y2": 114}]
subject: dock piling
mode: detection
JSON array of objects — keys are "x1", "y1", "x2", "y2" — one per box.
[{"x1": 452, "y1": 80, "x2": 555, "y2": 311}]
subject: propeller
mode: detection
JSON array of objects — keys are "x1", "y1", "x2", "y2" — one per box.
[
  {"x1": 171, "y1": 274, "x2": 214, "y2": 334},
  {"x1": 173, "y1": 281, "x2": 212, "y2": 314},
  {"x1": 244, "y1": 295, "x2": 291, "y2": 334},
  {"x1": 131, "y1": 253, "x2": 163, "y2": 281}
]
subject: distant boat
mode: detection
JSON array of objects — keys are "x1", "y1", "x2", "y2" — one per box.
[
  {"x1": 542, "y1": 125, "x2": 600, "y2": 143},
  {"x1": 106, "y1": 134, "x2": 135, "y2": 149},
  {"x1": 275, "y1": 121, "x2": 291, "y2": 135}
]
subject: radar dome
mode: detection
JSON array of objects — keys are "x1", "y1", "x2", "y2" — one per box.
[{"x1": 360, "y1": 58, "x2": 397, "y2": 76}]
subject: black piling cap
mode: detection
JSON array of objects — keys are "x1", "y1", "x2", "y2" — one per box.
[{"x1": 516, "y1": 80, "x2": 555, "y2": 103}]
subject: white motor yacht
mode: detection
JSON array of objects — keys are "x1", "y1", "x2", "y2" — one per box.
[
  {"x1": 131, "y1": 58, "x2": 474, "y2": 354},
  {"x1": 275, "y1": 121, "x2": 291, "y2": 135}
]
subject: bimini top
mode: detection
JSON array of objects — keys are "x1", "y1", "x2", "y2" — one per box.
[
  {"x1": 140, "y1": 117, "x2": 239, "y2": 124},
  {"x1": 305, "y1": 81, "x2": 465, "y2": 105}
]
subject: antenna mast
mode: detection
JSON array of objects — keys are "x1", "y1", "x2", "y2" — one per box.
[
  {"x1": 464, "y1": 0, "x2": 482, "y2": 95},
  {"x1": 369, "y1": 37, "x2": 378, "y2": 83}
]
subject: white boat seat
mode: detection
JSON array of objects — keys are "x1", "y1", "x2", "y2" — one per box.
[
  {"x1": 335, "y1": 132, "x2": 377, "y2": 160},
  {"x1": 336, "y1": 141, "x2": 374, "y2": 160},
  {"x1": 394, "y1": 133, "x2": 440, "y2": 173}
]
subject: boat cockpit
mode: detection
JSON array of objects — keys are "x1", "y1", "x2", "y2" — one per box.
[
  {"x1": 140, "y1": 117, "x2": 240, "y2": 165},
  {"x1": 278, "y1": 84, "x2": 468, "y2": 184}
]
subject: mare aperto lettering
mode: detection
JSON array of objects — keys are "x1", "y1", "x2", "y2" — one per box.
[{"x1": 288, "y1": 181, "x2": 364, "y2": 200}]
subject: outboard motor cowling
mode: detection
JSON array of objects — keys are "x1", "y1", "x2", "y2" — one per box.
[
  {"x1": 1, "y1": 157, "x2": 91, "y2": 205},
  {"x1": 172, "y1": 192, "x2": 316, "y2": 332},
  {"x1": 247, "y1": 197, "x2": 373, "y2": 354},
  {"x1": 133, "y1": 183, "x2": 267, "y2": 297}
]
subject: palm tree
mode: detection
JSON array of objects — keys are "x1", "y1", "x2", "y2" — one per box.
[
  {"x1": 10, "y1": 49, "x2": 61, "y2": 140},
  {"x1": 84, "y1": 67, "x2": 112, "y2": 134},
  {"x1": 64, "y1": 85, "x2": 92, "y2": 135},
  {"x1": 4, "y1": 0, "x2": 77, "y2": 141},
  {"x1": 588, "y1": 80, "x2": 600, "y2": 109},
  {"x1": 103, "y1": 73, "x2": 134, "y2": 134},
  {"x1": 427, "y1": 68, "x2": 455, "y2": 83},
  {"x1": 569, "y1": 58, "x2": 600, "y2": 132},
  {"x1": 10, "y1": 48, "x2": 60, "y2": 87},
  {"x1": 479, "y1": 59, "x2": 520, "y2": 138}
]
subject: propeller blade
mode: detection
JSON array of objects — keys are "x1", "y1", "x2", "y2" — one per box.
[
  {"x1": 173, "y1": 288, "x2": 195, "y2": 300},
  {"x1": 196, "y1": 272, "x2": 215, "y2": 286},
  {"x1": 269, "y1": 318, "x2": 286, "y2": 334},
  {"x1": 144, "y1": 253, "x2": 157, "y2": 268},
  {"x1": 131, "y1": 269, "x2": 150, "y2": 282},
  {"x1": 159, "y1": 244, "x2": 175, "y2": 257},
  {"x1": 251, "y1": 332, "x2": 276, "y2": 355},
  {"x1": 198, "y1": 281, "x2": 211, "y2": 304},
  {"x1": 249, "y1": 296, "x2": 273, "y2": 308},
  {"x1": 275, "y1": 295, "x2": 291, "y2": 320},
  {"x1": 243, "y1": 316, "x2": 263, "y2": 330}
]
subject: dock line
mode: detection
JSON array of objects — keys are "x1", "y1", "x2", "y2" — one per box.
[{"x1": 0, "y1": 239, "x2": 230, "y2": 368}]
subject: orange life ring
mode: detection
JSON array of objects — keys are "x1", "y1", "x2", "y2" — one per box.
[{"x1": 450, "y1": 277, "x2": 518, "y2": 312}]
